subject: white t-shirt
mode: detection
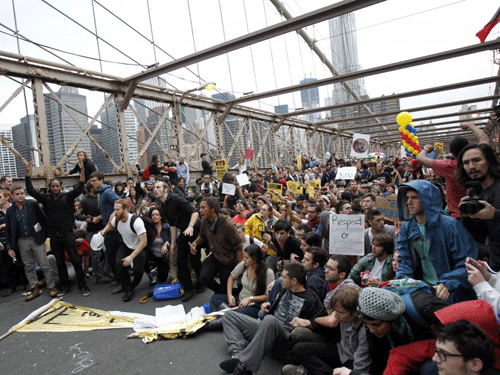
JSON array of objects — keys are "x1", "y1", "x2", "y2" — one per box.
[
  {"x1": 370, "y1": 258, "x2": 386, "y2": 281},
  {"x1": 112, "y1": 214, "x2": 146, "y2": 249}
]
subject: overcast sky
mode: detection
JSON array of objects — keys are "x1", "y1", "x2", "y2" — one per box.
[{"x1": 0, "y1": 0, "x2": 499, "y2": 131}]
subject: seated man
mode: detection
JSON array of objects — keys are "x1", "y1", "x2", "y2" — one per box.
[
  {"x1": 219, "y1": 263, "x2": 325, "y2": 375},
  {"x1": 396, "y1": 180, "x2": 477, "y2": 303},
  {"x1": 349, "y1": 233, "x2": 395, "y2": 287},
  {"x1": 363, "y1": 209, "x2": 396, "y2": 255},
  {"x1": 264, "y1": 219, "x2": 302, "y2": 272}
]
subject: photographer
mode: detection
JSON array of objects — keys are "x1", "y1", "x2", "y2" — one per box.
[{"x1": 457, "y1": 143, "x2": 500, "y2": 271}]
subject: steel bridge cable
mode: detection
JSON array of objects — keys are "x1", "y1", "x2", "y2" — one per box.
[
  {"x1": 242, "y1": 0, "x2": 261, "y2": 109},
  {"x1": 40, "y1": 0, "x2": 178, "y2": 90},
  {"x1": 217, "y1": 0, "x2": 235, "y2": 95},
  {"x1": 187, "y1": 0, "x2": 202, "y2": 87},
  {"x1": 93, "y1": 0, "x2": 205, "y2": 89},
  {"x1": 262, "y1": 0, "x2": 281, "y2": 105},
  {"x1": 146, "y1": 0, "x2": 158, "y2": 66}
]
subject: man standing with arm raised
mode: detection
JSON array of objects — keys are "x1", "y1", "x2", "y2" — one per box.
[
  {"x1": 154, "y1": 181, "x2": 201, "y2": 302},
  {"x1": 25, "y1": 160, "x2": 90, "y2": 297}
]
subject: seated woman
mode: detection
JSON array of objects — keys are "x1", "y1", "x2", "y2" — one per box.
[
  {"x1": 148, "y1": 206, "x2": 170, "y2": 284},
  {"x1": 348, "y1": 233, "x2": 395, "y2": 287},
  {"x1": 210, "y1": 244, "x2": 274, "y2": 319}
]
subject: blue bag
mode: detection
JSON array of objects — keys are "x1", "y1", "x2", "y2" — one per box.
[{"x1": 153, "y1": 283, "x2": 183, "y2": 300}]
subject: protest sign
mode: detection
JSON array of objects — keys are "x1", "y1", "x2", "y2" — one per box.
[
  {"x1": 215, "y1": 159, "x2": 227, "y2": 181},
  {"x1": 335, "y1": 167, "x2": 357, "y2": 180},
  {"x1": 286, "y1": 181, "x2": 303, "y2": 195},
  {"x1": 222, "y1": 183, "x2": 236, "y2": 196},
  {"x1": 268, "y1": 183, "x2": 282, "y2": 202},
  {"x1": 236, "y1": 173, "x2": 250, "y2": 186},
  {"x1": 351, "y1": 133, "x2": 370, "y2": 158},
  {"x1": 245, "y1": 148, "x2": 254, "y2": 160},
  {"x1": 434, "y1": 142, "x2": 444, "y2": 157},
  {"x1": 376, "y1": 195, "x2": 399, "y2": 222},
  {"x1": 308, "y1": 179, "x2": 321, "y2": 188},
  {"x1": 297, "y1": 155, "x2": 302, "y2": 171},
  {"x1": 329, "y1": 214, "x2": 365, "y2": 256}
]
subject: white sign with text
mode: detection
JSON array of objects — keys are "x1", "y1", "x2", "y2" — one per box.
[
  {"x1": 222, "y1": 183, "x2": 236, "y2": 196},
  {"x1": 335, "y1": 167, "x2": 357, "y2": 180},
  {"x1": 329, "y1": 214, "x2": 365, "y2": 255}
]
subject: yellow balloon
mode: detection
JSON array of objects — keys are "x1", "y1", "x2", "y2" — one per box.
[
  {"x1": 399, "y1": 127, "x2": 405, "y2": 133},
  {"x1": 408, "y1": 133, "x2": 414, "y2": 140},
  {"x1": 397, "y1": 112, "x2": 412, "y2": 126},
  {"x1": 404, "y1": 130, "x2": 410, "y2": 136},
  {"x1": 413, "y1": 150, "x2": 419, "y2": 155},
  {"x1": 408, "y1": 147, "x2": 414, "y2": 153}
]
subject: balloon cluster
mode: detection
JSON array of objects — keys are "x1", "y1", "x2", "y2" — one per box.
[{"x1": 397, "y1": 112, "x2": 421, "y2": 156}]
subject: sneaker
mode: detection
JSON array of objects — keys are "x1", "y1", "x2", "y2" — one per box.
[
  {"x1": 97, "y1": 275, "x2": 114, "y2": 285},
  {"x1": 49, "y1": 288, "x2": 58, "y2": 298},
  {"x1": 219, "y1": 357, "x2": 239, "y2": 373},
  {"x1": 181, "y1": 290, "x2": 194, "y2": 302},
  {"x1": 81, "y1": 286, "x2": 91, "y2": 297},
  {"x1": 204, "y1": 317, "x2": 224, "y2": 331},
  {"x1": 25, "y1": 287, "x2": 41, "y2": 301},
  {"x1": 148, "y1": 268, "x2": 158, "y2": 286},
  {"x1": 234, "y1": 361, "x2": 252, "y2": 375},
  {"x1": 122, "y1": 291, "x2": 134, "y2": 302},
  {"x1": 282, "y1": 364, "x2": 308, "y2": 375},
  {"x1": 57, "y1": 286, "x2": 71, "y2": 297},
  {"x1": 112, "y1": 285, "x2": 123, "y2": 294}
]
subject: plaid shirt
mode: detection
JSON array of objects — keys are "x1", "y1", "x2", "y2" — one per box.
[{"x1": 348, "y1": 253, "x2": 395, "y2": 286}]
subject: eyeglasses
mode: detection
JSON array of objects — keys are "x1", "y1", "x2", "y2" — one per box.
[{"x1": 433, "y1": 347, "x2": 463, "y2": 362}]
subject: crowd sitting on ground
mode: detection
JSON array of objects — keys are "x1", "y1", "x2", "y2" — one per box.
[{"x1": 1, "y1": 118, "x2": 500, "y2": 375}]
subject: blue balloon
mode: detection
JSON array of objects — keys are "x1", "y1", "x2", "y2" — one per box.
[{"x1": 406, "y1": 124, "x2": 413, "y2": 131}]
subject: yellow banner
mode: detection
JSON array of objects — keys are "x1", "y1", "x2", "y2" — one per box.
[
  {"x1": 308, "y1": 179, "x2": 321, "y2": 188},
  {"x1": 297, "y1": 155, "x2": 302, "y2": 171},
  {"x1": 16, "y1": 301, "x2": 135, "y2": 332},
  {"x1": 306, "y1": 185, "x2": 315, "y2": 198},
  {"x1": 215, "y1": 159, "x2": 227, "y2": 181},
  {"x1": 286, "y1": 181, "x2": 303, "y2": 195},
  {"x1": 268, "y1": 183, "x2": 282, "y2": 202}
]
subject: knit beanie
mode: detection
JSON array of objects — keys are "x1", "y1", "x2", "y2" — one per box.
[{"x1": 358, "y1": 287, "x2": 405, "y2": 321}]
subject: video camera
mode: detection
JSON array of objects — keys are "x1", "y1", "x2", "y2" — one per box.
[{"x1": 459, "y1": 180, "x2": 485, "y2": 216}]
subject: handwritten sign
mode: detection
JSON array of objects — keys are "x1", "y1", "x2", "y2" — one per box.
[
  {"x1": 335, "y1": 167, "x2": 357, "y2": 180},
  {"x1": 268, "y1": 183, "x2": 282, "y2": 202},
  {"x1": 376, "y1": 195, "x2": 399, "y2": 222},
  {"x1": 287, "y1": 181, "x2": 303, "y2": 195},
  {"x1": 236, "y1": 173, "x2": 250, "y2": 186},
  {"x1": 329, "y1": 214, "x2": 365, "y2": 255},
  {"x1": 215, "y1": 159, "x2": 227, "y2": 181},
  {"x1": 222, "y1": 183, "x2": 236, "y2": 196}
]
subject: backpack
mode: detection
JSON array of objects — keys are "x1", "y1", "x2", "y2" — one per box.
[
  {"x1": 130, "y1": 214, "x2": 158, "y2": 246},
  {"x1": 153, "y1": 283, "x2": 183, "y2": 300}
]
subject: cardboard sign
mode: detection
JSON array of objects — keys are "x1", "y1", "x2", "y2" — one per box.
[
  {"x1": 215, "y1": 159, "x2": 227, "y2": 181},
  {"x1": 329, "y1": 214, "x2": 365, "y2": 255},
  {"x1": 335, "y1": 167, "x2": 357, "y2": 180},
  {"x1": 222, "y1": 183, "x2": 236, "y2": 196},
  {"x1": 268, "y1": 183, "x2": 282, "y2": 202},
  {"x1": 236, "y1": 173, "x2": 250, "y2": 186},
  {"x1": 375, "y1": 195, "x2": 399, "y2": 222},
  {"x1": 286, "y1": 181, "x2": 303, "y2": 195}
]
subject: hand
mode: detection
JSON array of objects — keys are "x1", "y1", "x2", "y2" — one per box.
[
  {"x1": 460, "y1": 123, "x2": 470, "y2": 131},
  {"x1": 367, "y1": 278, "x2": 381, "y2": 287},
  {"x1": 261, "y1": 302, "x2": 271, "y2": 314},
  {"x1": 394, "y1": 221, "x2": 401, "y2": 238},
  {"x1": 183, "y1": 225, "x2": 194, "y2": 237},
  {"x1": 7, "y1": 249, "x2": 15, "y2": 259},
  {"x1": 267, "y1": 280, "x2": 276, "y2": 294},
  {"x1": 467, "y1": 262, "x2": 487, "y2": 286},
  {"x1": 189, "y1": 242, "x2": 197, "y2": 255},
  {"x1": 466, "y1": 257, "x2": 490, "y2": 281},
  {"x1": 92, "y1": 216, "x2": 102, "y2": 224},
  {"x1": 290, "y1": 253, "x2": 300, "y2": 263},
  {"x1": 26, "y1": 161, "x2": 34, "y2": 177},
  {"x1": 170, "y1": 277, "x2": 179, "y2": 284},
  {"x1": 122, "y1": 255, "x2": 133, "y2": 267},
  {"x1": 161, "y1": 244, "x2": 169, "y2": 256},
  {"x1": 228, "y1": 295, "x2": 236, "y2": 307},
  {"x1": 469, "y1": 201, "x2": 496, "y2": 220},
  {"x1": 424, "y1": 144, "x2": 434, "y2": 152},
  {"x1": 261, "y1": 244, "x2": 268, "y2": 255},
  {"x1": 77, "y1": 160, "x2": 85, "y2": 172},
  {"x1": 262, "y1": 233, "x2": 272, "y2": 242},
  {"x1": 170, "y1": 243, "x2": 178, "y2": 255},
  {"x1": 289, "y1": 317, "x2": 311, "y2": 328},
  {"x1": 433, "y1": 283, "x2": 450, "y2": 300},
  {"x1": 239, "y1": 297, "x2": 251, "y2": 308},
  {"x1": 333, "y1": 367, "x2": 352, "y2": 375}
]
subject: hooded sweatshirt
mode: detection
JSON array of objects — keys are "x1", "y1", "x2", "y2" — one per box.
[
  {"x1": 383, "y1": 300, "x2": 500, "y2": 374},
  {"x1": 395, "y1": 180, "x2": 477, "y2": 299}
]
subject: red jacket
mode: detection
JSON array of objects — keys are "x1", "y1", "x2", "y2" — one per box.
[{"x1": 384, "y1": 300, "x2": 500, "y2": 374}]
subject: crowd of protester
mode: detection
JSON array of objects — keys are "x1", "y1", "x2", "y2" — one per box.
[{"x1": 0, "y1": 119, "x2": 500, "y2": 375}]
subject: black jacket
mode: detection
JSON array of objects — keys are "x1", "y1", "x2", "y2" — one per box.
[{"x1": 5, "y1": 200, "x2": 48, "y2": 250}]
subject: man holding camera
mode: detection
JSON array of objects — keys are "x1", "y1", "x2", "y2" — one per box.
[{"x1": 457, "y1": 143, "x2": 500, "y2": 271}]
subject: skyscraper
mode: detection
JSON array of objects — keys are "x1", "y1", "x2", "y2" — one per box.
[
  {"x1": 44, "y1": 87, "x2": 92, "y2": 173},
  {"x1": 0, "y1": 128, "x2": 17, "y2": 178},
  {"x1": 11, "y1": 114, "x2": 38, "y2": 177},
  {"x1": 329, "y1": 13, "x2": 366, "y2": 105},
  {"x1": 100, "y1": 98, "x2": 138, "y2": 173},
  {"x1": 300, "y1": 78, "x2": 321, "y2": 123}
]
